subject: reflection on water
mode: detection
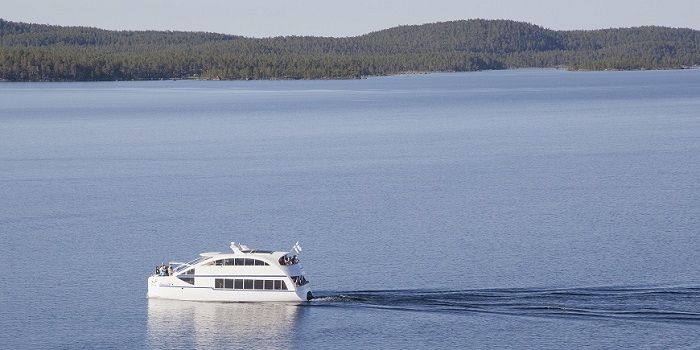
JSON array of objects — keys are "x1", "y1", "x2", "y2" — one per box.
[{"x1": 147, "y1": 299, "x2": 302, "y2": 349}]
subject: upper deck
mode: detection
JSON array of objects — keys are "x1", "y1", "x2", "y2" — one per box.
[{"x1": 166, "y1": 242, "x2": 304, "y2": 278}]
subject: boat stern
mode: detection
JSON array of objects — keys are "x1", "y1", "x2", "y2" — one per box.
[{"x1": 294, "y1": 283, "x2": 313, "y2": 301}]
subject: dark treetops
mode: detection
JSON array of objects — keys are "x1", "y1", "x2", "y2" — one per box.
[{"x1": 1, "y1": 18, "x2": 698, "y2": 81}]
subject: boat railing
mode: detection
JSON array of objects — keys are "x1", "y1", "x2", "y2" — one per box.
[
  {"x1": 153, "y1": 263, "x2": 173, "y2": 276},
  {"x1": 291, "y1": 275, "x2": 309, "y2": 286},
  {"x1": 152, "y1": 262, "x2": 194, "y2": 277},
  {"x1": 278, "y1": 254, "x2": 299, "y2": 266},
  {"x1": 172, "y1": 256, "x2": 208, "y2": 274}
]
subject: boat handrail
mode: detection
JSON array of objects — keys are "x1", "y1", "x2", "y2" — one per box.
[
  {"x1": 278, "y1": 254, "x2": 300, "y2": 266},
  {"x1": 173, "y1": 256, "x2": 209, "y2": 273}
]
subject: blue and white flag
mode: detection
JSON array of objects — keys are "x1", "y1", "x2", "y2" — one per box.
[{"x1": 292, "y1": 241, "x2": 302, "y2": 254}]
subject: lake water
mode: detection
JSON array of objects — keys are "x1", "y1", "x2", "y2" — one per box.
[{"x1": 1, "y1": 69, "x2": 699, "y2": 349}]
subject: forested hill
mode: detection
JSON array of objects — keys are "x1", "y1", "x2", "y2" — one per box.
[{"x1": 1, "y1": 18, "x2": 698, "y2": 81}]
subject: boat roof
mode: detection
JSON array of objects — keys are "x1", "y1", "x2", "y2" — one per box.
[
  {"x1": 195, "y1": 242, "x2": 293, "y2": 259},
  {"x1": 171, "y1": 242, "x2": 299, "y2": 273},
  {"x1": 199, "y1": 250, "x2": 284, "y2": 257},
  {"x1": 199, "y1": 252, "x2": 222, "y2": 257}
]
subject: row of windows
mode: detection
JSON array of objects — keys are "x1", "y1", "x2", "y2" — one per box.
[
  {"x1": 214, "y1": 279, "x2": 288, "y2": 291},
  {"x1": 211, "y1": 258, "x2": 269, "y2": 266}
]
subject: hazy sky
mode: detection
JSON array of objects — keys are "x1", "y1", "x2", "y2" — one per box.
[{"x1": 2, "y1": 0, "x2": 698, "y2": 37}]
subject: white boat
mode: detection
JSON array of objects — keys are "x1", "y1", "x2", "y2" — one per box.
[{"x1": 147, "y1": 242, "x2": 312, "y2": 302}]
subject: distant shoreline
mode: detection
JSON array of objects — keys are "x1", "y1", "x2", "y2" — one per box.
[
  {"x1": 2, "y1": 66, "x2": 699, "y2": 84},
  {"x1": 0, "y1": 19, "x2": 700, "y2": 82},
  {"x1": 1, "y1": 17, "x2": 698, "y2": 82}
]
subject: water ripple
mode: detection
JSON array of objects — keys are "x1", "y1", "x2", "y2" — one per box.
[{"x1": 308, "y1": 285, "x2": 700, "y2": 324}]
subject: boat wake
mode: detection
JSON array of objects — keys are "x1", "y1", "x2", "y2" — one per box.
[{"x1": 308, "y1": 285, "x2": 700, "y2": 324}]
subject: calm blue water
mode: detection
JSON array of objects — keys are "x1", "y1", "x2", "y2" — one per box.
[{"x1": 1, "y1": 69, "x2": 699, "y2": 349}]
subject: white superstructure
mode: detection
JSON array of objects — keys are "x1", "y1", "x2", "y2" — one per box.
[{"x1": 147, "y1": 242, "x2": 312, "y2": 302}]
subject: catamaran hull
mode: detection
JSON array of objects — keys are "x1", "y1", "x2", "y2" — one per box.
[{"x1": 147, "y1": 276, "x2": 312, "y2": 302}]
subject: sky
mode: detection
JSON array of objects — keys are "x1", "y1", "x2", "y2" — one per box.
[{"x1": 2, "y1": 0, "x2": 699, "y2": 37}]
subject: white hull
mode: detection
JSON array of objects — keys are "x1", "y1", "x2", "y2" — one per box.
[
  {"x1": 148, "y1": 242, "x2": 312, "y2": 302},
  {"x1": 148, "y1": 276, "x2": 312, "y2": 302}
]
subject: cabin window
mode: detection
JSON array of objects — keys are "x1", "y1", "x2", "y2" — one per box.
[
  {"x1": 272, "y1": 280, "x2": 288, "y2": 290},
  {"x1": 176, "y1": 269, "x2": 196, "y2": 285},
  {"x1": 215, "y1": 279, "x2": 288, "y2": 290},
  {"x1": 178, "y1": 276, "x2": 195, "y2": 285},
  {"x1": 213, "y1": 258, "x2": 269, "y2": 266},
  {"x1": 214, "y1": 259, "x2": 235, "y2": 265},
  {"x1": 244, "y1": 279, "x2": 254, "y2": 290},
  {"x1": 264, "y1": 280, "x2": 274, "y2": 290}
]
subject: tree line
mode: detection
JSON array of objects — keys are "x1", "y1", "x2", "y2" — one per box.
[{"x1": 0, "y1": 18, "x2": 698, "y2": 81}]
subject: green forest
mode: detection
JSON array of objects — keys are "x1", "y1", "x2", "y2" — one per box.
[{"x1": 1, "y1": 18, "x2": 698, "y2": 81}]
